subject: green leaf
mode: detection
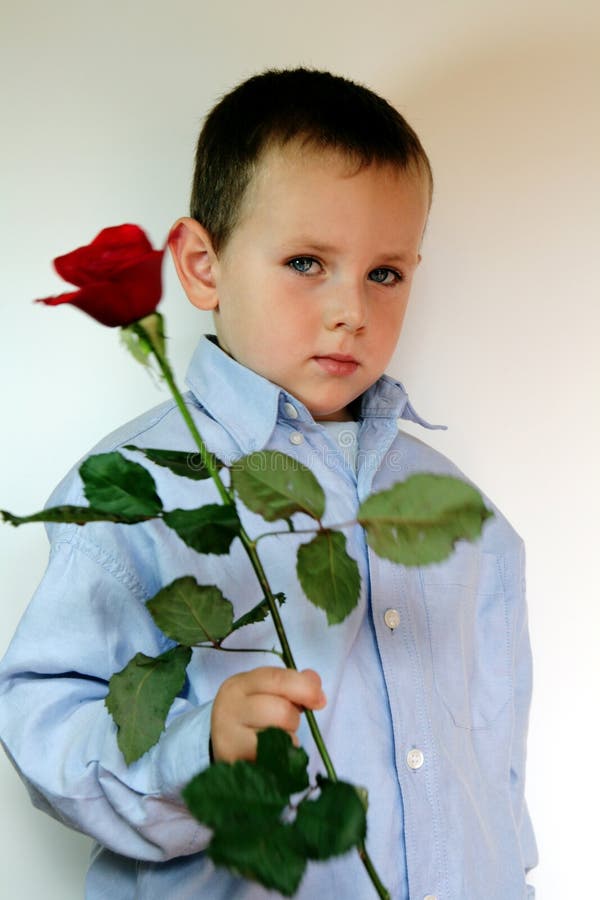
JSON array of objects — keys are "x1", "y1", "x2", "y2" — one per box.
[
  {"x1": 183, "y1": 729, "x2": 309, "y2": 896},
  {"x1": 354, "y1": 784, "x2": 370, "y2": 813},
  {"x1": 80, "y1": 452, "x2": 163, "y2": 517},
  {"x1": 120, "y1": 321, "x2": 154, "y2": 368},
  {"x1": 147, "y1": 577, "x2": 234, "y2": 646},
  {"x1": 231, "y1": 451, "x2": 325, "y2": 522},
  {"x1": 163, "y1": 504, "x2": 240, "y2": 555},
  {"x1": 105, "y1": 645, "x2": 191, "y2": 764},
  {"x1": 296, "y1": 530, "x2": 361, "y2": 624},
  {"x1": 124, "y1": 445, "x2": 223, "y2": 481},
  {"x1": 294, "y1": 778, "x2": 367, "y2": 860},
  {"x1": 182, "y1": 728, "x2": 365, "y2": 895},
  {"x1": 182, "y1": 759, "x2": 288, "y2": 831},
  {"x1": 1, "y1": 505, "x2": 153, "y2": 527},
  {"x1": 208, "y1": 821, "x2": 306, "y2": 897},
  {"x1": 358, "y1": 473, "x2": 492, "y2": 565},
  {"x1": 230, "y1": 592, "x2": 286, "y2": 633},
  {"x1": 256, "y1": 727, "x2": 309, "y2": 796}
]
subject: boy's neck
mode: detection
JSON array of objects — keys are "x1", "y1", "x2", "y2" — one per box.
[{"x1": 314, "y1": 398, "x2": 361, "y2": 423}]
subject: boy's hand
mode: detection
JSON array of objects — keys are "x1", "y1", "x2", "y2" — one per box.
[{"x1": 210, "y1": 666, "x2": 327, "y2": 763}]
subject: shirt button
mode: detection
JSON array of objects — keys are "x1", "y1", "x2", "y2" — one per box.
[
  {"x1": 406, "y1": 748, "x2": 425, "y2": 770},
  {"x1": 289, "y1": 431, "x2": 304, "y2": 446},
  {"x1": 424, "y1": 895, "x2": 438, "y2": 900},
  {"x1": 383, "y1": 608, "x2": 401, "y2": 630},
  {"x1": 283, "y1": 401, "x2": 299, "y2": 419}
]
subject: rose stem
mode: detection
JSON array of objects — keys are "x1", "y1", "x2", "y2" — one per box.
[{"x1": 131, "y1": 320, "x2": 390, "y2": 900}]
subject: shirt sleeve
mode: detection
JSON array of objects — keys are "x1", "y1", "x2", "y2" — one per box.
[
  {"x1": 509, "y1": 544, "x2": 538, "y2": 895},
  {"x1": 0, "y1": 529, "x2": 214, "y2": 862}
]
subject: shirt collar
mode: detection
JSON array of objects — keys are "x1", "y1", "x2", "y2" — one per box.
[
  {"x1": 361, "y1": 374, "x2": 446, "y2": 431},
  {"x1": 185, "y1": 335, "x2": 444, "y2": 454}
]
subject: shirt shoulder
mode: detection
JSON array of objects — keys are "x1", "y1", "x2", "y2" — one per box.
[
  {"x1": 381, "y1": 426, "x2": 524, "y2": 556},
  {"x1": 47, "y1": 391, "x2": 240, "y2": 507}
]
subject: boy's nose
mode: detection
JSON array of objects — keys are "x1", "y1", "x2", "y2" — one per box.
[{"x1": 323, "y1": 284, "x2": 367, "y2": 333}]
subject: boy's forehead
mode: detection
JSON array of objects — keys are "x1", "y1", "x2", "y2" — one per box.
[
  {"x1": 253, "y1": 139, "x2": 414, "y2": 187},
  {"x1": 258, "y1": 139, "x2": 363, "y2": 177},
  {"x1": 240, "y1": 140, "x2": 430, "y2": 227}
]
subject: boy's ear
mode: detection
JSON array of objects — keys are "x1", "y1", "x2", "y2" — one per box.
[{"x1": 168, "y1": 217, "x2": 220, "y2": 311}]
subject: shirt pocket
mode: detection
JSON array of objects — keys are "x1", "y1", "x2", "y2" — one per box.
[{"x1": 420, "y1": 548, "x2": 511, "y2": 730}]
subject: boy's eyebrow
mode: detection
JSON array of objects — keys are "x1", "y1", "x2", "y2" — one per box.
[
  {"x1": 282, "y1": 239, "x2": 417, "y2": 264},
  {"x1": 282, "y1": 239, "x2": 339, "y2": 256}
]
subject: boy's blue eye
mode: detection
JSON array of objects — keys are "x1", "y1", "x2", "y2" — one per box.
[
  {"x1": 369, "y1": 267, "x2": 402, "y2": 286},
  {"x1": 288, "y1": 256, "x2": 319, "y2": 275}
]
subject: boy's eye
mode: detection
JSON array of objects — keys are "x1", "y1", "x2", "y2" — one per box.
[
  {"x1": 287, "y1": 256, "x2": 320, "y2": 275},
  {"x1": 368, "y1": 267, "x2": 402, "y2": 286}
]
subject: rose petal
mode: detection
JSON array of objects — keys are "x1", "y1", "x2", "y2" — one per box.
[
  {"x1": 105, "y1": 251, "x2": 165, "y2": 321},
  {"x1": 54, "y1": 225, "x2": 155, "y2": 286},
  {"x1": 36, "y1": 290, "x2": 82, "y2": 307},
  {"x1": 40, "y1": 282, "x2": 137, "y2": 327}
]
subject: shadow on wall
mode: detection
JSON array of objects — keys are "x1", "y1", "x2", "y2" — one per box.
[
  {"x1": 383, "y1": 33, "x2": 599, "y2": 406},
  {"x1": 391, "y1": 33, "x2": 598, "y2": 228}
]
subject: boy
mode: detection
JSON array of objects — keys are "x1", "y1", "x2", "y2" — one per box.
[{"x1": 0, "y1": 69, "x2": 536, "y2": 898}]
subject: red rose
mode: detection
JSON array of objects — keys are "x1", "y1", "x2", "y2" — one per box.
[{"x1": 36, "y1": 224, "x2": 165, "y2": 327}]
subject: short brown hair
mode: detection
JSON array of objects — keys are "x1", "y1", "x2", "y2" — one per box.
[{"x1": 191, "y1": 67, "x2": 432, "y2": 252}]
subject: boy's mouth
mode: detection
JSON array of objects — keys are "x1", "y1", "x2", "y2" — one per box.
[{"x1": 313, "y1": 354, "x2": 359, "y2": 376}]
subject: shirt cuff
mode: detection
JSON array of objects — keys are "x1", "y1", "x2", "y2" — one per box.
[{"x1": 154, "y1": 701, "x2": 213, "y2": 800}]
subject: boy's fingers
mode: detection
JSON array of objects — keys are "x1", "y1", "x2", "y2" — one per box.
[
  {"x1": 211, "y1": 667, "x2": 327, "y2": 763},
  {"x1": 241, "y1": 666, "x2": 327, "y2": 709},
  {"x1": 242, "y1": 693, "x2": 302, "y2": 734}
]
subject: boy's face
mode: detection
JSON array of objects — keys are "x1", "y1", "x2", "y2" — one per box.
[{"x1": 210, "y1": 144, "x2": 429, "y2": 421}]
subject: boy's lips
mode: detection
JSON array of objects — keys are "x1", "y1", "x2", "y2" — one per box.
[{"x1": 312, "y1": 353, "x2": 359, "y2": 376}]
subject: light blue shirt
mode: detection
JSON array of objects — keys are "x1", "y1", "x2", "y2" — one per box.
[{"x1": 0, "y1": 336, "x2": 537, "y2": 899}]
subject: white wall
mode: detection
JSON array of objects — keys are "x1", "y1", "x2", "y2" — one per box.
[{"x1": 1, "y1": 1, "x2": 598, "y2": 896}]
